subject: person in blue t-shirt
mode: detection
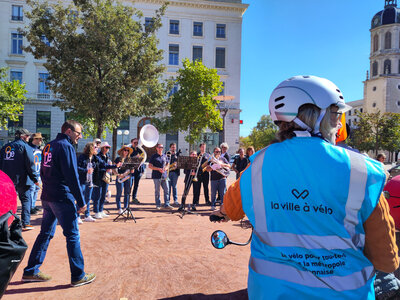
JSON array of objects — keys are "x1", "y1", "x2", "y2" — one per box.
[{"x1": 148, "y1": 143, "x2": 171, "y2": 210}]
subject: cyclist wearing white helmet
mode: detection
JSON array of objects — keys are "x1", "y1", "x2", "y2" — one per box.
[{"x1": 212, "y1": 75, "x2": 398, "y2": 299}]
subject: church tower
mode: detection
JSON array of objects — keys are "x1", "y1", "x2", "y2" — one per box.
[{"x1": 364, "y1": 0, "x2": 400, "y2": 113}]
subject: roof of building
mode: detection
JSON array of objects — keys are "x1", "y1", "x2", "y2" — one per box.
[{"x1": 371, "y1": 0, "x2": 400, "y2": 29}]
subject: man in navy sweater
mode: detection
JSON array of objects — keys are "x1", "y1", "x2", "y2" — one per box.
[
  {"x1": 22, "y1": 120, "x2": 96, "y2": 287},
  {"x1": 0, "y1": 128, "x2": 39, "y2": 230}
]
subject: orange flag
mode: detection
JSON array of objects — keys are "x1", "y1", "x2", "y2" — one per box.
[{"x1": 336, "y1": 113, "x2": 347, "y2": 143}]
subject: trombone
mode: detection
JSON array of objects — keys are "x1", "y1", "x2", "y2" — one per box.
[{"x1": 192, "y1": 153, "x2": 205, "y2": 182}]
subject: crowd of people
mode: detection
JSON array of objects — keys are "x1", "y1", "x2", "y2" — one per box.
[{"x1": 0, "y1": 124, "x2": 257, "y2": 228}]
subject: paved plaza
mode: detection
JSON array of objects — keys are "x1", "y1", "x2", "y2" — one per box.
[{"x1": 3, "y1": 173, "x2": 251, "y2": 300}]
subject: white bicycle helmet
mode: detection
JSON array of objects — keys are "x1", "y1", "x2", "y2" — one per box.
[{"x1": 269, "y1": 75, "x2": 352, "y2": 133}]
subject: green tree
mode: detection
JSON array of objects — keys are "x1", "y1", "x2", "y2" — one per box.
[
  {"x1": 247, "y1": 115, "x2": 278, "y2": 150},
  {"x1": 22, "y1": 0, "x2": 170, "y2": 142},
  {"x1": 155, "y1": 59, "x2": 223, "y2": 145},
  {"x1": 0, "y1": 68, "x2": 27, "y2": 130},
  {"x1": 349, "y1": 111, "x2": 400, "y2": 156}
]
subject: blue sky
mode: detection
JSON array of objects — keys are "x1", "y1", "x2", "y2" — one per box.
[{"x1": 240, "y1": 0, "x2": 384, "y2": 136}]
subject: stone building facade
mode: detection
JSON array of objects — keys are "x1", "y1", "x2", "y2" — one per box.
[{"x1": 0, "y1": 0, "x2": 248, "y2": 155}]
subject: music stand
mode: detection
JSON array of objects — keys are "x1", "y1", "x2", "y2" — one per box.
[
  {"x1": 175, "y1": 156, "x2": 199, "y2": 218},
  {"x1": 113, "y1": 157, "x2": 142, "y2": 223}
]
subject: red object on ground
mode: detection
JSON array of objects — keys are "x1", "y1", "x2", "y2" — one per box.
[
  {"x1": 384, "y1": 175, "x2": 400, "y2": 230},
  {"x1": 0, "y1": 170, "x2": 17, "y2": 226}
]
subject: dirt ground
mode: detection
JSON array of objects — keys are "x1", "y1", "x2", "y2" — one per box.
[{"x1": 3, "y1": 174, "x2": 251, "y2": 300}]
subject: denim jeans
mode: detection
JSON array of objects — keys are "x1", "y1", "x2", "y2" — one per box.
[
  {"x1": 211, "y1": 178, "x2": 227, "y2": 207},
  {"x1": 29, "y1": 184, "x2": 40, "y2": 208},
  {"x1": 92, "y1": 180, "x2": 108, "y2": 213},
  {"x1": 130, "y1": 170, "x2": 142, "y2": 200},
  {"x1": 168, "y1": 172, "x2": 179, "y2": 203},
  {"x1": 153, "y1": 178, "x2": 170, "y2": 207},
  {"x1": 23, "y1": 200, "x2": 85, "y2": 282},
  {"x1": 115, "y1": 178, "x2": 131, "y2": 209},
  {"x1": 16, "y1": 185, "x2": 31, "y2": 226},
  {"x1": 80, "y1": 183, "x2": 93, "y2": 217}
]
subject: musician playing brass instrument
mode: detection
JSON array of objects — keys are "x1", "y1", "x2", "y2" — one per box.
[
  {"x1": 193, "y1": 143, "x2": 211, "y2": 207},
  {"x1": 114, "y1": 145, "x2": 134, "y2": 214},
  {"x1": 129, "y1": 138, "x2": 145, "y2": 205},
  {"x1": 148, "y1": 143, "x2": 172, "y2": 210},
  {"x1": 204, "y1": 147, "x2": 230, "y2": 210},
  {"x1": 167, "y1": 143, "x2": 180, "y2": 207}
]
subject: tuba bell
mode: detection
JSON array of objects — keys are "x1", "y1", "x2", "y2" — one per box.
[{"x1": 117, "y1": 124, "x2": 159, "y2": 183}]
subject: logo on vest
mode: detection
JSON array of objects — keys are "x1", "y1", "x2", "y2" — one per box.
[
  {"x1": 291, "y1": 189, "x2": 309, "y2": 199},
  {"x1": 4, "y1": 146, "x2": 15, "y2": 161},
  {"x1": 43, "y1": 144, "x2": 52, "y2": 167},
  {"x1": 270, "y1": 188, "x2": 334, "y2": 215}
]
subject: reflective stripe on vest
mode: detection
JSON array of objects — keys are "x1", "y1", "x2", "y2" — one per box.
[
  {"x1": 344, "y1": 150, "x2": 367, "y2": 249},
  {"x1": 250, "y1": 256, "x2": 374, "y2": 291}
]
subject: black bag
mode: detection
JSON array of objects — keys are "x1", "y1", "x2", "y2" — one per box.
[{"x1": 0, "y1": 211, "x2": 28, "y2": 298}]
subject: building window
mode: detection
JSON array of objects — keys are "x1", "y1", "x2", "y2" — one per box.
[
  {"x1": 348, "y1": 110, "x2": 352, "y2": 116},
  {"x1": 372, "y1": 102, "x2": 377, "y2": 108},
  {"x1": 168, "y1": 84, "x2": 179, "y2": 97},
  {"x1": 360, "y1": 108, "x2": 363, "y2": 113},
  {"x1": 348, "y1": 119, "x2": 351, "y2": 126},
  {"x1": 7, "y1": 115, "x2": 23, "y2": 137},
  {"x1": 215, "y1": 47, "x2": 226, "y2": 68},
  {"x1": 397, "y1": 101, "x2": 400, "y2": 106},
  {"x1": 218, "y1": 82, "x2": 225, "y2": 96},
  {"x1": 11, "y1": 5, "x2": 23, "y2": 21},
  {"x1": 373, "y1": 86, "x2": 377, "y2": 91},
  {"x1": 169, "y1": 44, "x2": 179, "y2": 65},
  {"x1": 385, "y1": 31, "x2": 392, "y2": 49},
  {"x1": 216, "y1": 24, "x2": 226, "y2": 38},
  {"x1": 11, "y1": 33, "x2": 23, "y2": 55},
  {"x1": 41, "y1": 35, "x2": 50, "y2": 46},
  {"x1": 192, "y1": 46, "x2": 203, "y2": 62},
  {"x1": 38, "y1": 73, "x2": 50, "y2": 98},
  {"x1": 384, "y1": 59, "x2": 391, "y2": 74},
  {"x1": 166, "y1": 131, "x2": 179, "y2": 150},
  {"x1": 372, "y1": 61, "x2": 378, "y2": 76},
  {"x1": 373, "y1": 34, "x2": 379, "y2": 52},
  {"x1": 193, "y1": 22, "x2": 203, "y2": 37},
  {"x1": 10, "y1": 71, "x2": 23, "y2": 83},
  {"x1": 169, "y1": 20, "x2": 179, "y2": 35},
  {"x1": 145, "y1": 17, "x2": 154, "y2": 32},
  {"x1": 36, "y1": 111, "x2": 51, "y2": 142}
]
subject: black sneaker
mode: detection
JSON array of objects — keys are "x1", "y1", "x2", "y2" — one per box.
[
  {"x1": 30, "y1": 209, "x2": 38, "y2": 215},
  {"x1": 132, "y1": 198, "x2": 140, "y2": 204},
  {"x1": 191, "y1": 205, "x2": 197, "y2": 211}
]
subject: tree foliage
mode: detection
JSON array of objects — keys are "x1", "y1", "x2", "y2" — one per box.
[
  {"x1": 22, "y1": 0, "x2": 170, "y2": 139},
  {"x1": 246, "y1": 115, "x2": 278, "y2": 150},
  {"x1": 0, "y1": 68, "x2": 27, "y2": 130},
  {"x1": 349, "y1": 111, "x2": 400, "y2": 155},
  {"x1": 155, "y1": 59, "x2": 223, "y2": 145}
]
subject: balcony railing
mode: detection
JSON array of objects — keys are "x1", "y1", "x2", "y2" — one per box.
[{"x1": 37, "y1": 93, "x2": 51, "y2": 100}]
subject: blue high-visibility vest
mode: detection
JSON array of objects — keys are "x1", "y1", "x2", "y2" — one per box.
[{"x1": 240, "y1": 136, "x2": 386, "y2": 299}]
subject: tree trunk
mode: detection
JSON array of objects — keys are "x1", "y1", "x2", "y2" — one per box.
[
  {"x1": 112, "y1": 127, "x2": 117, "y2": 161},
  {"x1": 97, "y1": 122, "x2": 104, "y2": 139}
]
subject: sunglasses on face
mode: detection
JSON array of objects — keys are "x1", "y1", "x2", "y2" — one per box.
[
  {"x1": 215, "y1": 151, "x2": 221, "y2": 153},
  {"x1": 123, "y1": 149, "x2": 129, "y2": 152}
]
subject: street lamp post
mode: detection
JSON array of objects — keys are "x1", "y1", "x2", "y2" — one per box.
[
  {"x1": 214, "y1": 95, "x2": 235, "y2": 144},
  {"x1": 117, "y1": 130, "x2": 130, "y2": 146}
]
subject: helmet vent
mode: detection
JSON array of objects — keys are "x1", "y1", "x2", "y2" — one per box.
[
  {"x1": 275, "y1": 96, "x2": 285, "y2": 102},
  {"x1": 336, "y1": 89, "x2": 341, "y2": 93},
  {"x1": 339, "y1": 96, "x2": 344, "y2": 99},
  {"x1": 275, "y1": 103, "x2": 285, "y2": 109},
  {"x1": 303, "y1": 76, "x2": 310, "y2": 78}
]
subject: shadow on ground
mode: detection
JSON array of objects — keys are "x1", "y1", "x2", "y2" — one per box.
[{"x1": 159, "y1": 289, "x2": 248, "y2": 300}]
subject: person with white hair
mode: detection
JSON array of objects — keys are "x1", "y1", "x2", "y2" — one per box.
[
  {"x1": 220, "y1": 142, "x2": 230, "y2": 164},
  {"x1": 212, "y1": 75, "x2": 398, "y2": 299}
]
